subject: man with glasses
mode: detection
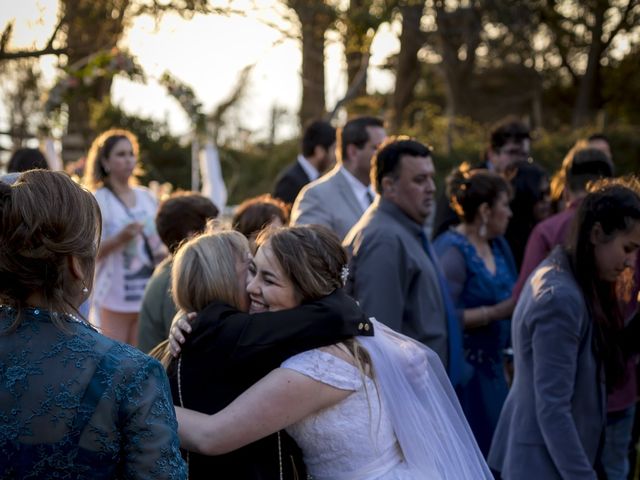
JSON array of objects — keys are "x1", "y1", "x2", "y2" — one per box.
[{"x1": 432, "y1": 117, "x2": 531, "y2": 240}]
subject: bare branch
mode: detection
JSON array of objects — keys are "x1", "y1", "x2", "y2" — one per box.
[
  {"x1": 0, "y1": 21, "x2": 13, "y2": 53},
  {"x1": 208, "y1": 63, "x2": 255, "y2": 141},
  {"x1": 130, "y1": 0, "x2": 243, "y2": 19},
  {"x1": 0, "y1": 16, "x2": 67, "y2": 62},
  {"x1": 326, "y1": 51, "x2": 370, "y2": 121},
  {"x1": 602, "y1": 0, "x2": 640, "y2": 52}
]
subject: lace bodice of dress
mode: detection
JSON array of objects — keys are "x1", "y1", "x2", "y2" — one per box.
[
  {"x1": 282, "y1": 349, "x2": 402, "y2": 480},
  {"x1": 0, "y1": 306, "x2": 186, "y2": 480}
]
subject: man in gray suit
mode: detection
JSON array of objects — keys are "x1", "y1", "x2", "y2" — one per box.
[
  {"x1": 290, "y1": 116, "x2": 386, "y2": 240},
  {"x1": 344, "y1": 138, "x2": 465, "y2": 385}
]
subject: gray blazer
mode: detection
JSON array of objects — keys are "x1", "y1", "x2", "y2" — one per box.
[
  {"x1": 343, "y1": 198, "x2": 449, "y2": 367},
  {"x1": 488, "y1": 247, "x2": 606, "y2": 480},
  {"x1": 290, "y1": 166, "x2": 366, "y2": 241}
]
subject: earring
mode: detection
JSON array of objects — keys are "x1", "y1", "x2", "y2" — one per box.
[
  {"x1": 479, "y1": 218, "x2": 488, "y2": 239},
  {"x1": 82, "y1": 285, "x2": 89, "y2": 294},
  {"x1": 102, "y1": 164, "x2": 110, "y2": 174}
]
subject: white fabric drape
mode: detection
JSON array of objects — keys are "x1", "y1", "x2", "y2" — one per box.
[
  {"x1": 359, "y1": 319, "x2": 493, "y2": 479},
  {"x1": 199, "y1": 141, "x2": 227, "y2": 211}
]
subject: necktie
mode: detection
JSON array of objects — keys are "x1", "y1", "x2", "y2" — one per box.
[
  {"x1": 365, "y1": 190, "x2": 374, "y2": 205},
  {"x1": 419, "y1": 230, "x2": 467, "y2": 387}
]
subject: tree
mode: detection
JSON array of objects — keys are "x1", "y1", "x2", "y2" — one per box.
[
  {"x1": 538, "y1": 0, "x2": 640, "y2": 127},
  {"x1": 0, "y1": 59, "x2": 45, "y2": 149},
  {"x1": 391, "y1": 2, "x2": 425, "y2": 131},
  {"x1": 339, "y1": 0, "x2": 397, "y2": 114},
  {"x1": 287, "y1": 0, "x2": 336, "y2": 126},
  {"x1": 0, "y1": 0, "x2": 225, "y2": 162}
]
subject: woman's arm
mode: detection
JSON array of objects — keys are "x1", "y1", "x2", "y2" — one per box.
[
  {"x1": 96, "y1": 221, "x2": 142, "y2": 260},
  {"x1": 463, "y1": 297, "x2": 515, "y2": 328},
  {"x1": 437, "y1": 240, "x2": 515, "y2": 328},
  {"x1": 170, "y1": 290, "x2": 372, "y2": 373},
  {"x1": 121, "y1": 357, "x2": 187, "y2": 479},
  {"x1": 176, "y1": 368, "x2": 353, "y2": 455},
  {"x1": 529, "y1": 291, "x2": 597, "y2": 477}
]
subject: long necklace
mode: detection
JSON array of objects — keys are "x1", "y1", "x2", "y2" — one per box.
[{"x1": 177, "y1": 356, "x2": 190, "y2": 473}]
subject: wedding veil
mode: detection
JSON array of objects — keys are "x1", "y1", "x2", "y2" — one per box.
[{"x1": 358, "y1": 319, "x2": 493, "y2": 479}]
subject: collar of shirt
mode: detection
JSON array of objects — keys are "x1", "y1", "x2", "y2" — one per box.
[
  {"x1": 297, "y1": 154, "x2": 320, "y2": 182},
  {"x1": 340, "y1": 166, "x2": 376, "y2": 211},
  {"x1": 378, "y1": 197, "x2": 426, "y2": 238}
]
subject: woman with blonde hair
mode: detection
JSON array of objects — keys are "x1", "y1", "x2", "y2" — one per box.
[
  {"x1": 154, "y1": 226, "x2": 370, "y2": 479},
  {"x1": 84, "y1": 128, "x2": 165, "y2": 345},
  {"x1": 172, "y1": 225, "x2": 492, "y2": 479}
]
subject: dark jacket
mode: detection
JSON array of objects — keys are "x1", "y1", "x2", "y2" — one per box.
[
  {"x1": 169, "y1": 289, "x2": 372, "y2": 480},
  {"x1": 273, "y1": 161, "x2": 311, "y2": 204}
]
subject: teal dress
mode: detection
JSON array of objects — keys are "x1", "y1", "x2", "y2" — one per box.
[
  {"x1": 433, "y1": 231, "x2": 517, "y2": 456},
  {"x1": 0, "y1": 306, "x2": 186, "y2": 479}
]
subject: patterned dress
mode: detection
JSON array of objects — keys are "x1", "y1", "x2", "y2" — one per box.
[
  {"x1": 433, "y1": 230, "x2": 517, "y2": 456},
  {"x1": 0, "y1": 306, "x2": 186, "y2": 479}
]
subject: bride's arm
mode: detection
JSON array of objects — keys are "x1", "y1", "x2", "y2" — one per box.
[{"x1": 175, "y1": 367, "x2": 353, "y2": 455}]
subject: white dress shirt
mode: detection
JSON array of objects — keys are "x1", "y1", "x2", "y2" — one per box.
[
  {"x1": 297, "y1": 154, "x2": 320, "y2": 182},
  {"x1": 340, "y1": 167, "x2": 376, "y2": 212}
]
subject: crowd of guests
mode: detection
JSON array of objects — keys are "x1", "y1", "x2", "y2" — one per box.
[{"x1": 0, "y1": 116, "x2": 639, "y2": 480}]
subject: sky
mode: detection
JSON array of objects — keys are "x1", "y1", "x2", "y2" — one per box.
[{"x1": 0, "y1": 0, "x2": 400, "y2": 144}]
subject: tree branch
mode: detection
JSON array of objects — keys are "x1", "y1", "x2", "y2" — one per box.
[
  {"x1": 602, "y1": 0, "x2": 640, "y2": 52},
  {"x1": 0, "y1": 16, "x2": 66, "y2": 61},
  {"x1": 326, "y1": 51, "x2": 370, "y2": 121}
]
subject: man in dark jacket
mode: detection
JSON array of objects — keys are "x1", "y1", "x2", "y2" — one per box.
[{"x1": 272, "y1": 120, "x2": 336, "y2": 204}]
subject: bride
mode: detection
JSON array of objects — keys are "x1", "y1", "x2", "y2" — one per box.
[{"x1": 174, "y1": 225, "x2": 491, "y2": 479}]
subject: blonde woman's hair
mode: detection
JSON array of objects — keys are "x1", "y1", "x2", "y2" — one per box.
[
  {"x1": 149, "y1": 230, "x2": 250, "y2": 367},
  {"x1": 172, "y1": 230, "x2": 250, "y2": 313},
  {"x1": 83, "y1": 128, "x2": 140, "y2": 191},
  {"x1": 550, "y1": 138, "x2": 589, "y2": 207}
]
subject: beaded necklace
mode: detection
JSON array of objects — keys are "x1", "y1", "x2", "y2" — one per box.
[{"x1": 0, "y1": 304, "x2": 98, "y2": 331}]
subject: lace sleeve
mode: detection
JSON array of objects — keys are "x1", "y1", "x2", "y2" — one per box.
[
  {"x1": 281, "y1": 349, "x2": 362, "y2": 391},
  {"x1": 118, "y1": 356, "x2": 187, "y2": 480}
]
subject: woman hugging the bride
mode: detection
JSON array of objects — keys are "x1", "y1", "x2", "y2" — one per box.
[{"x1": 169, "y1": 224, "x2": 491, "y2": 479}]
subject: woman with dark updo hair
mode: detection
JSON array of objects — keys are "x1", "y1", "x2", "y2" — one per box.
[
  {"x1": 0, "y1": 170, "x2": 185, "y2": 478},
  {"x1": 84, "y1": 128, "x2": 166, "y2": 346},
  {"x1": 433, "y1": 164, "x2": 517, "y2": 456}
]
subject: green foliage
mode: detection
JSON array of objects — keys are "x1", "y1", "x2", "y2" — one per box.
[
  {"x1": 602, "y1": 47, "x2": 640, "y2": 126},
  {"x1": 219, "y1": 139, "x2": 299, "y2": 204},
  {"x1": 90, "y1": 97, "x2": 302, "y2": 204}
]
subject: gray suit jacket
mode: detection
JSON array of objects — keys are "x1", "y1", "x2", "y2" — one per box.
[
  {"x1": 488, "y1": 247, "x2": 606, "y2": 480},
  {"x1": 290, "y1": 166, "x2": 366, "y2": 241},
  {"x1": 343, "y1": 198, "x2": 449, "y2": 367}
]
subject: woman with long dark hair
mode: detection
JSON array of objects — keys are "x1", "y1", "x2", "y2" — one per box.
[{"x1": 489, "y1": 178, "x2": 640, "y2": 479}]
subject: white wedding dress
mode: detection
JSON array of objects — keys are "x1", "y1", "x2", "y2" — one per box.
[
  {"x1": 281, "y1": 321, "x2": 493, "y2": 480},
  {"x1": 283, "y1": 349, "x2": 421, "y2": 480}
]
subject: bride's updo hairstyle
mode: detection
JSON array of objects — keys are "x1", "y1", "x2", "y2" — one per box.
[
  {"x1": 255, "y1": 224, "x2": 346, "y2": 300},
  {"x1": 0, "y1": 170, "x2": 101, "y2": 331}
]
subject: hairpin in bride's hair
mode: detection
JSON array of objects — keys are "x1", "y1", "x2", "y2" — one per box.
[{"x1": 340, "y1": 265, "x2": 350, "y2": 286}]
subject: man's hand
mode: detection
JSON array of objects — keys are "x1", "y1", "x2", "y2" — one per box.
[{"x1": 169, "y1": 311, "x2": 197, "y2": 357}]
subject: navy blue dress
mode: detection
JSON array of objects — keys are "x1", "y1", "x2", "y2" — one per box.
[
  {"x1": 0, "y1": 306, "x2": 186, "y2": 479},
  {"x1": 433, "y1": 231, "x2": 517, "y2": 456}
]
